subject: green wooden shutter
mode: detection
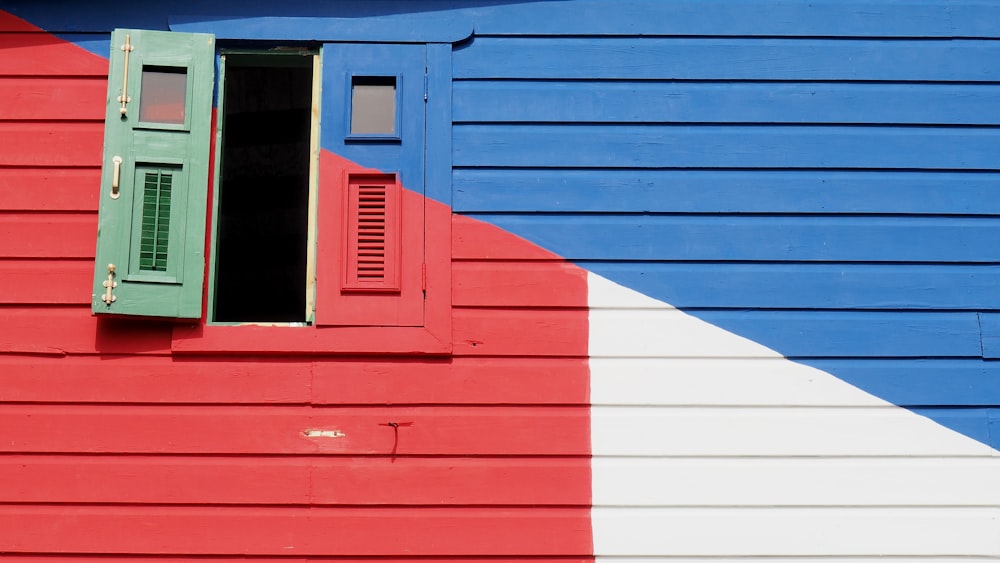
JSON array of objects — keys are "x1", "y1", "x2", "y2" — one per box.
[{"x1": 92, "y1": 29, "x2": 215, "y2": 318}]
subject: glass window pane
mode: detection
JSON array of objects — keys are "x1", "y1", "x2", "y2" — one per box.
[
  {"x1": 351, "y1": 76, "x2": 396, "y2": 135},
  {"x1": 139, "y1": 66, "x2": 187, "y2": 124}
]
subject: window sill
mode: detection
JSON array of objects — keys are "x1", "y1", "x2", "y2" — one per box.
[{"x1": 171, "y1": 321, "x2": 451, "y2": 355}]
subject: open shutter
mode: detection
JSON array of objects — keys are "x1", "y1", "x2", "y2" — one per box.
[{"x1": 92, "y1": 29, "x2": 214, "y2": 318}]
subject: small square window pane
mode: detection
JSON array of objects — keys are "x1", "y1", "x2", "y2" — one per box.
[
  {"x1": 351, "y1": 76, "x2": 396, "y2": 135},
  {"x1": 139, "y1": 66, "x2": 187, "y2": 124}
]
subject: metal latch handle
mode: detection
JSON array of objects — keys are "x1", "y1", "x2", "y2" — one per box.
[
  {"x1": 110, "y1": 156, "x2": 122, "y2": 199},
  {"x1": 117, "y1": 34, "x2": 134, "y2": 116},
  {"x1": 101, "y1": 263, "x2": 117, "y2": 304}
]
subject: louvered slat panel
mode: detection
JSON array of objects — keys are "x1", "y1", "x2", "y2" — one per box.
[
  {"x1": 138, "y1": 170, "x2": 172, "y2": 272},
  {"x1": 356, "y1": 185, "x2": 387, "y2": 280},
  {"x1": 343, "y1": 173, "x2": 401, "y2": 292}
]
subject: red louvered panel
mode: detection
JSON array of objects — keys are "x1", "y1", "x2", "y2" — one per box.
[
  {"x1": 343, "y1": 173, "x2": 401, "y2": 292},
  {"x1": 315, "y1": 155, "x2": 425, "y2": 329}
]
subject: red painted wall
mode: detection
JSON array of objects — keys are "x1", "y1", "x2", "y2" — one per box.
[{"x1": 0, "y1": 11, "x2": 593, "y2": 559}]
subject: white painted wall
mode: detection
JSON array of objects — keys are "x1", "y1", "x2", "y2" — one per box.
[{"x1": 588, "y1": 273, "x2": 999, "y2": 559}]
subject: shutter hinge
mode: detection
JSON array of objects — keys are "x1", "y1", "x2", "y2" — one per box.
[
  {"x1": 423, "y1": 68, "x2": 428, "y2": 102},
  {"x1": 421, "y1": 262, "x2": 427, "y2": 293}
]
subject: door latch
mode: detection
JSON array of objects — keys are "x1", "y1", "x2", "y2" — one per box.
[{"x1": 101, "y1": 263, "x2": 118, "y2": 304}]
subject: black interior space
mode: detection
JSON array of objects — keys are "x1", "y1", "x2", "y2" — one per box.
[{"x1": 213, "y1": 56, "x2": 313, "y2": 322}]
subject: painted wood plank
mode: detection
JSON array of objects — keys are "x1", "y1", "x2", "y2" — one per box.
[
  {"x1": 453, "y1": 169, "x2": 1000, "y2": 215},
  {"x1": 9, "y1": 0, "x2": 1000, "y2": 38},
  {"x1": 589, "y1": 406, "x2": 993, "y2": 456},
  {"x1": 0, "y1": 559, "x2": 585, "y2": 563},
  {"x1": 172, "y1": 323, "x2": 453, "y2": 356},
  {"x1": 589, "y1": 358, "x2": 1000, "y2": 407},
  {"x1": 309, "y1": 456, "x2": 590, "y2": 507},
  {"x1": 0, "y1": 259, "x2": 91, "y2": 304},
  {"x1": 169, "y1": 13, "x2": 472, "y2": 42},
  {"x1": 0, "y1": 559, "x2": 587, "y2": 563},
  {"x1": 0, "y1": 455, "x2": 589, "y2": 506},
  {"x1": 453, "y1": 214, "x2": 567, "y2": 262},
  {"x1": 985, "y1": 413, "x2": 1000, "y2": 451},
  {"x1": 0, "y1": 77, "x2": 105, "y2": 120},
  {"x1": 0, "y1": 307, "x2": 172, "y2": 355},
  {"x1": 976, "y1": 312, "x2": 1000, "y2": 359},
  {"x1": 0, "y1": 32, "x2": 108, "y2": 76},
  {"x1": 0, "y1": 506, "x2": 592, "y2": 556},
  {"x1": 580, "y1": 263, "x2": 1000, "y2": 310},
  {"x1": 0, "y1": 8, "x2": 43, "y2": 31},
  {"x1": 0, "y1": 560, "x2": 983, "y2": 563},
  {"x1": 805, "y1": 359, "x2": 1000, "y2": 407},
  {"x1": 454, "y1": 82, "x2": 1000, "y2": 125},
  {"x1": 0, "y1": 168, "x2": 100, "y2": 211},
  {"x1": 0, "y1": 560, "x2": 980, "y2": 563},
  {"x1": 454, "y1": 38, "x2": 1000, "y2": 81},
  {"x1": 589, "y1": 310, "x2": 983, "y2": 359},
  {"x1": 311, "y1": 357, "x2": 589, "y2": 405},
  {"x1": 463, "y1": 215, "x2": 1000, "y2": 262},
  {"x1": 586, "y1": 272, "x2": 994, "y2": 444},
  {"x1": 454, "y1": 124, "x2": 1000, "y2": 170},
  {"x1": 0, "y1": 455, "x2": 310, "y2": 505},
  {"x1": 0, "y1": 356, "x2": 311, "y2": 404},
  {"x1": 0, "y1": 559, "x2": 312, "y2": 563},
  {"x1": 0, "y1": 356, "x2": 588, "y2": 405},
  {"x1": 591, "y1": 457, "x2": 1000, "y2": 506},
  {"x1": 425, "y1": 43, "x2": 453, "y2": 205},
  {"x1": 590, "y1": 507, "x2": 1000, "y2": 557},
  {"x1": 453, "y1": 309, "x2": 588, "y2": 357},
  {"x1": 914, "y1": 406, "x2": 993, "y2": 447},
  {"x1": 590, "y1": 358, "x2": 1000, "y2": 407},
  {"x1": 0, "y1": 123, "x2": 102, "y2": 166},
  {"x1": 467, "y1": 0, "x2": 1000, "y2": 38},
  {"x1": 0, "y1": 213, "x2": 95, "y2": 258},
  {"x1": 0, "y1": 405, "x2": 591, "y2": 455},
  {"x1": 453, "y1": 260, "x2": 588, "y2": 307}
]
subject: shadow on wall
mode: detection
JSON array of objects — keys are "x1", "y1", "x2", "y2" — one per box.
[{"x1": 0, "y1": 0, "x2": 568, "y2": 33}]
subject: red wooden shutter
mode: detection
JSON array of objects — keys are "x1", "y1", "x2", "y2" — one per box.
[
  {"x1": 343, "y1": 173, "x2": 401, "y2": 292},
  {"x1": 315, "y1": 161, "x2": 425, "y2": 328}
]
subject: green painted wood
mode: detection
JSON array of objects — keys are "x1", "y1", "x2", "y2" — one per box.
[{"x1": 92, "y1": 28, "x2": 215, "y2": 318}]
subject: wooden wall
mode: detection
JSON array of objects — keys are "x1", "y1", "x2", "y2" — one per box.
[
  {"x1": 0, "y1": 7, "x2": 593, "y2": 559},
  {"x1": 4, "y1": 0, "x2": 1000, "y2": 560},
  {"x1": 449, "y1": 1, "x2": 1000, "y2": 560}
]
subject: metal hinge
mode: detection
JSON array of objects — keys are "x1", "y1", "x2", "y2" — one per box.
[
  {"x1": 421, "y1": 263, "x2": 427, "y2": 294},
  {"x1": 423, "y1": 68, "x2": 428, "y2": 102}
]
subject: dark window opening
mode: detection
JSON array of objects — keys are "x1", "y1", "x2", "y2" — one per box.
[{"x1": 213, "y1": 57, "x2": 313, "y2": 323}]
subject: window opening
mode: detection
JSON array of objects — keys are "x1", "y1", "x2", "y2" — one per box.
[{"x1": 212, "y1": 55, "x2": 315, "y2": 323}]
